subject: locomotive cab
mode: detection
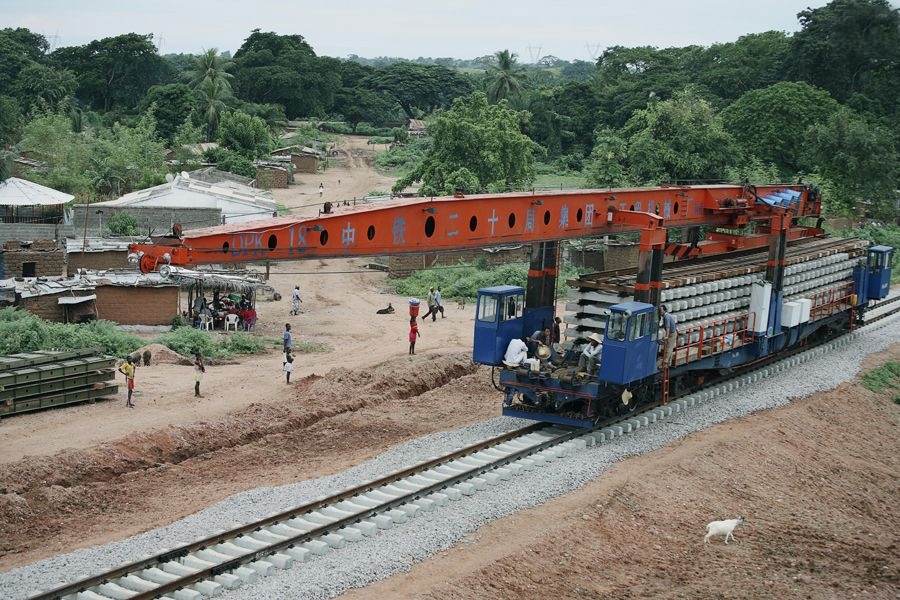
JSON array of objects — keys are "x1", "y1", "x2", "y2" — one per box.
[
  {"x1": 473, "y1": 285, "x2": 526, "y2": 366},
  {"x1": 598, "y1": 301, "x2": 658, "y2": 386},
  {"x1": 866, "y1": 246, "x2": 893, "y2": 300}
]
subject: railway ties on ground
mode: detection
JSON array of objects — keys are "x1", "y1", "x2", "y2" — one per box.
[{"x1": 31, "y1": 299, "x2": 900, "y2": 600}]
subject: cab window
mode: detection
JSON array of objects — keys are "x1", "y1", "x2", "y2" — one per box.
[
  {"x1": 501, "y1": 294, "x2": 523, "y2": 321},
  {"x1": 606, "y1": 312, "x2": 627, "y2": 341},
  {"x1": 478, "y1": 295, "x2": 498, "y2": 323},
  {"x1": 629, "y1": 312, "x2": 650, "y2": 340}
]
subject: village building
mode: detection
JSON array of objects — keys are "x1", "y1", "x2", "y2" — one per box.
[
  {"x1": 270, "y1": 146, "x2": 320, "y2": 174},
  {"x1": 90, "y1": 172, "x2": 278, "y2": 226},
  {"x1": 0, "y1": 177, "x2": 74, "y2": 244}
]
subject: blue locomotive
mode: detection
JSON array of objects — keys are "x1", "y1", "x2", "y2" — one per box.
[{"x1": 473, "y1": 243, "x2": 893, "y2": 427}]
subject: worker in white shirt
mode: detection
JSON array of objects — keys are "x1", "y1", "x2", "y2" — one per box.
[
  {"x1": 577, "y1": 332, "x2": 603, "y2": 374},
  {"x1": 503, "y1": 337, "x2": 529, "y2": 366}
]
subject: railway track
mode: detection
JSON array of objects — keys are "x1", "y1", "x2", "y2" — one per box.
[{"x1": 29, "y1": 298, "x2": 900, "y2": 600}]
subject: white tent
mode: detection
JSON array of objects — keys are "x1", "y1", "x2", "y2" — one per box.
[{"x1": 0, "y1": 177, "x2": 74, "y2": 206}]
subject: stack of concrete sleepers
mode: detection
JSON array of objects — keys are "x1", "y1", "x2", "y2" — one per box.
[{"x1": 0, "y1": 349, "x2": 118, "y2": 416}]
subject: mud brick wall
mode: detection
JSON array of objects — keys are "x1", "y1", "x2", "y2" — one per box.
[
  {"x1": 94, "y1": 286, "x2": 179, "y2": 325},
  {"x1": 292, "y1": 154, "x2": 318, "y2": 174},
  {"x1": 67, "y1": 250, "x2": 133, "y2": 273},
  {"x1": 387, "y1": 246, "x2": 531, "y2": 278},
  {"x1": 255, "y1": 167, "x2": 289, "y2": 189},
  {"x1": 1, "y1": 242, "x2": 67, "y2": 278},
  {"x1": 16, "y1": 293, "x2": 94, "y2": 322}
]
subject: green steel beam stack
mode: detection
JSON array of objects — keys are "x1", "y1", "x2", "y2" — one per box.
[{"x1": 0, "y1": 349, "x2": 119, "y2": 416}]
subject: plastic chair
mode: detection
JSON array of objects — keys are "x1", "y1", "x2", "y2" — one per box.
[
  {"x1": 224, "y1": 313, "x2": 239, "y2": 332},
  {"x1": 200, "y1": 313, "x2": 212, "y2": 331}
]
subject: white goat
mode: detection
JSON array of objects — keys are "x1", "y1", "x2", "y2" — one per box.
[{"x1": 704, "y1": 516, "x2": 745, "y2": 544}]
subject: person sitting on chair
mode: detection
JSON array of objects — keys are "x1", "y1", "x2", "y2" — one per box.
[{"x1": 577, "y1": 333, "x2": 603, "y2": 374}]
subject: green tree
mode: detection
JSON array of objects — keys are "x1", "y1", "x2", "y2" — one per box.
[
  {"x1": 188, "y1": 48, "x2": 234, "y2": 92},
  {"x1": 0, "y1": 95, "x2": 22, "y2": 146},
  {"x1": 50, "y1": 33, "x2": 169, "y2": 111},
  {"x1": 721, "y1": 81, "x2": 840, "y2": 175},
  {"x1": 19, "y1": 111, "x2": 93, "y2": 195},
  {"x1": 231, "y1": 30, "x2": 340, "y2": 118},
  {"x1": 559, "y1": 60, "x2": 596, "y2": 82},
  {"x1": 89, "y1": 112, "x2": 167, "y2": 196},
  {"x1": 217, "y1": 110, "x2": 272, "y2": 159},
  {"x1": 138, "y1": 83, "x2": 195, "y2": 144},
  {"x1": 365, "y1": 62, "x2": 473, "y2": 120},
  {"x1": 194, "y1": 77, "x2": 231, "y2": 142},
  {"x1": 0, "y1": 28, "x2": 49, "y2": 98},
  {"x1": 334, "y1": 87, "x2": 396, "y2": 132},
  {"x1": 623, "y1": 88, "x2": 736, "y2": 184},
  {"x1": 697, "y1": 31, "x2": 791, "y2": 103},
  {"x1": 170, "y1": 116, "x2": 203, "y2": 166},
  {"x1": 204, "y1": 147, "x2": 256, "y2": 178},
  {"x1": 806, "y1": 107, "x2": 899, "y2": 218},
  {"x1": 487, "y1": 50, "x2": 524, "y2": 104},
  {"x1": 788, "y1": 0, "x2": 900, "y2": 116},
  {"x1": 594, "y1": 45, "x2": 706, "y2": 129},
  {"x1": 585, "y1": 128, "x2": 630, "y2": 187},
  {"x1": 11, "y1": 63, "x2": 77, "y2": 111},
  {"x1": 394, "y1": 92, "x2": 540, "y2": 195}
]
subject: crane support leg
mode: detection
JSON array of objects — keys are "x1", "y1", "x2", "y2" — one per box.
[{"x1": 524, "y1": 241, "x2": 558, "y2": 336}]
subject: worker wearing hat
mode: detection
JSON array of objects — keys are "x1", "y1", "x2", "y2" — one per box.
[{"x1": 577, "y1": 332, "x2": 603, "y2": 374}]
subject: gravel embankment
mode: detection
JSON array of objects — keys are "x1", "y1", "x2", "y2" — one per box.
[{"x1": 3, "y1": 314, "x2": 898, "y2": 600}]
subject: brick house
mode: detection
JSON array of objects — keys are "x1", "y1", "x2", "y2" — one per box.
[
  {"x1": 0, "y1": 272, "x2": 179, "y2": 325},
  {"x1": 255, "y1": 163, "x2": 291, "y2": 189},
  {"x1": 271, "y1": 146, "x2": 319, "y2": 174},
  {"x1": 1, "y1": 239, "x2": 67, "y2": 278}
]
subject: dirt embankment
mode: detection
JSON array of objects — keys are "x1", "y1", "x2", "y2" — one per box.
[
  {"x1": 342, "y1": 347, "x2": 900, "y2": 600},
  {"x1": 0, "y1": 353, "x2": 492, "y2": 569}
]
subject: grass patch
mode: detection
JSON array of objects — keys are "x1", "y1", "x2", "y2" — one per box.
[
  {"x1": 295, "y1": 339, "x2": 331, "y2": 354},
  {"x1": 387, "y1": 261, "x2": 585, "y2": 300},
  {"x1": 532, "y1": 171, "x2": 587, "y2": 190},
  {"x1": 374, "y1": 138, "x2": 429, "y2": 177},
  {"x1": 861, "y1": 360, "x2": 900, "y2": 403}
]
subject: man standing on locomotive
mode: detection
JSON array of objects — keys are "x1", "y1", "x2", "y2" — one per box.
[{"x1": 660, "y1": 304, "x2": 678, "y2": 368}]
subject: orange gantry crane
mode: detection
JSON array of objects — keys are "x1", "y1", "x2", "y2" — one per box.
[{"x1": 128, "y1": 183, "x2": 824, "y2": 274}]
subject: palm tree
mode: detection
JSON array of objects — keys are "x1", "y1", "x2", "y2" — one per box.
[
  {"x1": 195, "y1": 78, "x2": 229, "y2": 142},
  {"x1": 189, "y1": 48, "x2": 234, "y2": 93},
  {"x1": 487, "y1": 50, "x2": 523, "y2": 104}
]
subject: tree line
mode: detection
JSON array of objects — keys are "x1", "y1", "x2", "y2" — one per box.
[{"x1": 0, "y1": 0, "x2": 897, "y2": 219}]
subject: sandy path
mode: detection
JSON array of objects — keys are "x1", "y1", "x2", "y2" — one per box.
[{"x1": 0, "y1": 135, "x2": 467, "y2": 464}]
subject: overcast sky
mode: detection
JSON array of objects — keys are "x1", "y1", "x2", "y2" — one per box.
[{"x1": 5, "y1": 0, "x2": 841, "y2": 62}]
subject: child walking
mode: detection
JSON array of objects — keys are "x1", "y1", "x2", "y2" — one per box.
[
  {"x1": 408, "y1": 317, "x2": 420, "y2": 355},
  {"x1": 193, "y1": 352, "x2": 205, "y2": 397},
  {"x1": 284, "y1": 353, "x2": 294, "y2": 383}
]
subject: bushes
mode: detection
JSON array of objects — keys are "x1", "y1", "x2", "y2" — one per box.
[
  {"x1": 153, "y1": 328, "x2": 272, "y2": 358},
  {"x1": 0, "y1": 307, "x2": 278, "y2": 359},
  {"x1": 0, "y1": 308, "x2": 143, "y2": 356},
  {"x1": 107, "y1": 211, "x2": 138, "y2": 236}
]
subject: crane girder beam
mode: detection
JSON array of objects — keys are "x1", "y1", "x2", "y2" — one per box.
[{"x1": 128, "y1": 184, "x2": 818, "y2": 273}]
